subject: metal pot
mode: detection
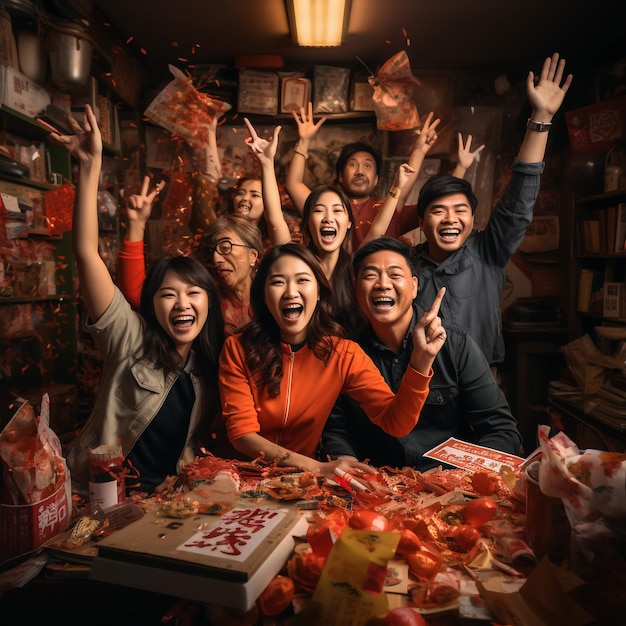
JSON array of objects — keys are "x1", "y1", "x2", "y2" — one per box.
[{"x1": 47, "y1": 20, "x2": 93, "y2": 91}]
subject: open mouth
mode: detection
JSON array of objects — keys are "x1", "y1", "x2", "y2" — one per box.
[
  {"x1": 372, "y1": 296, "x2": 394, "y2": 310},
  {"x1": 439, "y1": 228, "x2": 461, "y2": 242},
  {"x1": 320, "y1": 227, "x2": 337, "y2": 242},
  {"x1": 282, "y1": 304, "x2": 303, "y2": 320},
  {"x1": 172, "y1": 315, "x2": 195, "y2": 328},
  {"x1": 236, "y1": 201, "x2": 251, "y2": 214}
]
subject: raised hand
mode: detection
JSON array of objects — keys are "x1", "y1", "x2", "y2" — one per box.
[
  {"x1": 125, "y1": 176, "x2": 165, "y2": 228},
  {"x1": 395, "y1": 162, "x2": 417, "y2": 191},
  {"x1": 244, "y1": 118, "x2": 281, "y2": 165},
  {"x1": 526, "y1": 52, "x2": 573, "y2": 118},
  {"x1": 291, "y1": 101, "x2": 327, "y2": 141},
  {"x1": 411, "y1": 111, "x2": 440, "y2": 157},
  {"x1": 410, "y1": 287, "x2": 447, "y2": 374},
  {"x1": 48, "y1": 104, "x2": 101, "y2": 162},
  {"x1": 456, "y1": 133, "x2": 485, "y2": 171}
]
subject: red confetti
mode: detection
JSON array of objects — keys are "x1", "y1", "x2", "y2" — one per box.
[
  {"x1": 140, "y1": 48, "x2": 147, "y2": 55},
  {"x1": 385, "y1": 39, "x2": 391, "y2": 44},
  {"x1": 125, "y1": 36, "x2": 134, "y2": 44},
  {"x1": 172, "y1": 41, "x2": 179, "y2": 47},
  {"x1": 402, "y1": 27, "x2": 407, "y2": 37},
  {"x1": 407, "y1": 38, "x2": 411, "y2": 46},
  {"x1": 177, "y1": 57, "x2": 188, "y2": 62}
]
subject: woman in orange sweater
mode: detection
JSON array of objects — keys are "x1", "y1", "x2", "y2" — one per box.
[{"x1": 218, "y1": 243, "x2": 446, "y2": 477}]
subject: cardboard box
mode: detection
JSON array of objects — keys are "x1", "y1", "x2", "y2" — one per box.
[
  {"x1": 0, "y1": 66, "x2": 51, "y2": 119},
  {"x1": 90, "y1": 505, "x2": 308, "y2": 611}
]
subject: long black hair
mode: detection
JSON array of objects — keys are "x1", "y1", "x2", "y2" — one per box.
[
  {"x1": 301, "y1": 185, "x2": 365, "y2": 337},
  {"x1": 139, "y1": 256, "x2": 225, "y2": 380},
  {"x1": 241, "y1": 244, "x2": 344, "y2": 397}
]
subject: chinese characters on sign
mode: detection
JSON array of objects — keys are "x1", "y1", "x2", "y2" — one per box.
[
  {"x1": 178, "y1": 507, "x2": 288, "y2": 561},
  {"x1": 424, "y1": 438, "x2": 524, "y2": 473}
]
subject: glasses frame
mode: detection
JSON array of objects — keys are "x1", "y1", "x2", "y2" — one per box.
[{"x1": 206, "y1": 239, "x2": 252, "y2": 257}]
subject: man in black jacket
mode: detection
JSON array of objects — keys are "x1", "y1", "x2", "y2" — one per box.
[{"x1": 321, "y1": 237, "x2": 522, "y2": 469}]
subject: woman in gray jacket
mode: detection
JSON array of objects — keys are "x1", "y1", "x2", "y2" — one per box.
[{"x1": 51, "y1": 105, "x2": 224, "y2": 498}]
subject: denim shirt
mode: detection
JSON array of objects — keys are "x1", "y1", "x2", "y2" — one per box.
[
  {"x1": 413, "y1": 159, "x2": 544, "y2": 366},
  {"x1": 320, "y1": 305, "x2": 522, "y2": 469}
]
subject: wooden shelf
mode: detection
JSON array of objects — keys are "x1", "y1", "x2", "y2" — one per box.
[
  {"x1": 549, "y1": 395, "x2": 626, "y2": 452},
  {"x1": 0, "y1": 294, "x2": 73, "y2": 305}
]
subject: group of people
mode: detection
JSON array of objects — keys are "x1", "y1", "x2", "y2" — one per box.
[{"x1": 50, "y1": 52, "x2": 573, "y2": 498}]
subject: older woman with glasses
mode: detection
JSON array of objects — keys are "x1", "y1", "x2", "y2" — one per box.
[{"x1": 196, "y1": 215, "x2": 263, "y2": 335}]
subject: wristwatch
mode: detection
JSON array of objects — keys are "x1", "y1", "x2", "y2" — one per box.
[{"x1": 526, "y1": 118, "x2": 552, "y2": 132}]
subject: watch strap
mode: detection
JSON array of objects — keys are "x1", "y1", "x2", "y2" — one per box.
[{"x1": 526, "y1": 118, "x2": 552, "y2": 132}]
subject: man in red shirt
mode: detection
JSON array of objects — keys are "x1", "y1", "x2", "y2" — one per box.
[{"x1": 285, "y1": 103, "x2": 437, "y2": 249}]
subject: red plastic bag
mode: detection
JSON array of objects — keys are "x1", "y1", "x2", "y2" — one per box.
[
  {"x1": 144, "y1": 65, "x2": 231, "y2": 148},
  {"x1": 368, "y1": 51, "x2": 421, "y2": 131},
  {"x1": 0, "y1": 394, "x2": 71, "y2": 562}
]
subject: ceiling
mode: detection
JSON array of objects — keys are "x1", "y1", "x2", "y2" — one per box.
[{"x1": 79, "y1": 0, "x2": 620, "y2": 83}]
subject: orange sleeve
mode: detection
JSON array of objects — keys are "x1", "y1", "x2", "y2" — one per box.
[
  {"x1": 338, "y1": 340, "x2": 432, "y2": 437},
  {"x1": 218, "y1": 335, "x2": 263, "y2": 443},
  {"x1": 117, "y1": 240, "x2": 146, "y2": 311}
]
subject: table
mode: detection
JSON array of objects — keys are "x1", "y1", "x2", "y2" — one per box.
[{"x1": 0, "y1": 463, "x2": 621, "y2": 625}]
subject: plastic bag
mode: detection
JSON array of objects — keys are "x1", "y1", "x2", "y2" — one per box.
[
  {"x1": 313, "y1": 66, "x2": 350, "y2": 114},
  {"x1": 368, "y1": 51, "x2": 421, "y2": 131},
  {"x1": 144, "y1": 65, "x2": 231, "y2": 148},
  {"x1": 0, "y1": 394, "x2": 71, "y2": 562}
]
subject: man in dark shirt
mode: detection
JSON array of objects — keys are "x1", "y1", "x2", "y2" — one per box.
[{"x1": 321, "y1": 237, "x2": 522, "y2": 469}]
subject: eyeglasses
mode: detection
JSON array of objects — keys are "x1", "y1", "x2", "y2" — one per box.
[{"x1": 205, "y1": 240, "x2": 251, "y2": 257}]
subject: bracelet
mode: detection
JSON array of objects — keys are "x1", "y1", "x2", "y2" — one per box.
[
  {"x1": 388, "y1": 187, "x2": 400, "y2": 199},
  {"x1": 294, "y1": 149, "x2": 308, "y2": 159},
  {"x1": 526, "y1": 118, "x2": 552, "y2": 132}
]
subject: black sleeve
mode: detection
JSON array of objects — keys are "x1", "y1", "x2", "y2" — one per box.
[
  {"x1": 319, "y1": 393, "x2": 360, "y2": 460},
  {"x1": 457, "y1": 331, "x2": 523, "y2": 455}
]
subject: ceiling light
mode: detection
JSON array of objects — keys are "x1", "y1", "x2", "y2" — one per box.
[{"x1": 286, "y1": 0, "x2": 352, "y2": 47}]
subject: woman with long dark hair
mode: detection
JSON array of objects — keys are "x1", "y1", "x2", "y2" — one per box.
[
  {"x1": 51, "y1": 105, "x2": 225, "y2": 496},
  {"x1": 218, "y1": 243, "x2": 446, "y2": 477}
]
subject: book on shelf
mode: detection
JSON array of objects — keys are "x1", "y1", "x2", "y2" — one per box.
[
  {"x1": 577, "y1": 205, "x2": 626, "y2": 254},
  {"x1": 582, "y1": 219, "x2": 601, "y2": 254},
  {"x1": 615, "y1": 203, "x2": 626, "y2": 253},
  {"x1": 577, "y1": 268, "x2": 602, "y2": 313}
]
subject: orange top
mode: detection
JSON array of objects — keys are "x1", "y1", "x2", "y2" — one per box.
[{"x1": 218, "y1": 335, "x2": 432, "y2": 457}]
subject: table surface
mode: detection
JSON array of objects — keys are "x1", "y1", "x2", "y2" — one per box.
[{"x1": 1, "y1": 463, "x2": 622, "y2": 625}]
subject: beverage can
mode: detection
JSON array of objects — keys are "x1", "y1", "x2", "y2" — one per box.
[{"x1": 88, "y1": 444, "x2": 125, "y2": 512}]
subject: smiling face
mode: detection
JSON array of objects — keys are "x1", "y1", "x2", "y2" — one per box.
[
  {"x1": 337, "y1": 151, "x2": 378, "y2": 199},
  {"x1": 355, "y1": 250, "x2": 417, "y2": 333},
  {"x1": 419, "y1": 193, "x2": 474, "y2": 263},
  {"x1": 207, "y1": 230, "x2": 258, "y2": 294},
  {"x1": 307, "y1": 190, "x2": 352, "y2": 256},
  {"x1": 232, "y1": 178, "x2": 264, "y2": 222},
  {"x1": 153, "y1": 269, "x2": 209, "y2": 359},
  {"x1": 264, "y1": 254, "x2": 319, "y2": 344}
]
